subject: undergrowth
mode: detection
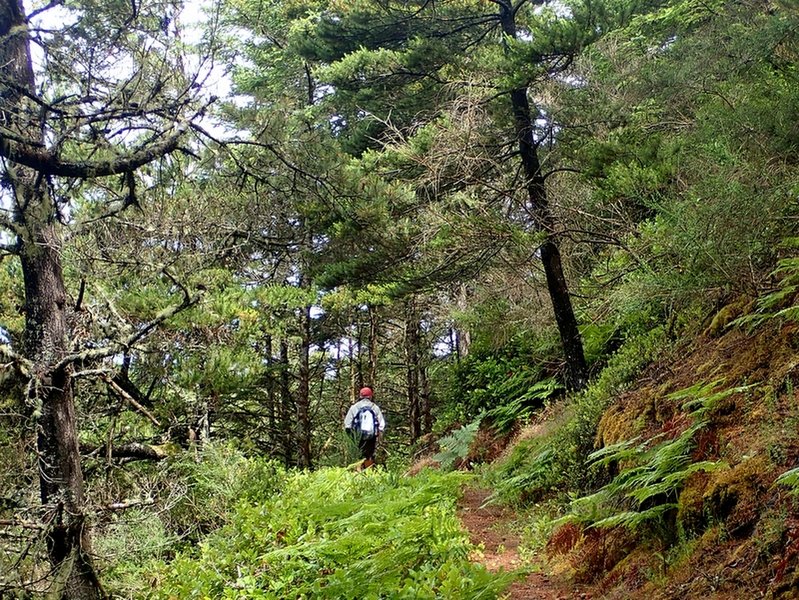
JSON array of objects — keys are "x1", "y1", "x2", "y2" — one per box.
[
  {"x1": 487, "y1": 326, "x2": 668, "y2": 505},
  {"x1": 557, "y1": 380, "x2": 748, "y2": 531},
  {"x1": 132, "y1": 467, "x2": 513, "y2": 599},
  {"x1": 433, "y1": 332, "x2": 561, "y2": 430},
  {"x1": 734, "y1": 237, "x2": 799, "y2": 330},
  {"x1": 434, "y1": 419, "x2": 481, "y2": 470},
  {"x1": 96, "y1": 445, "x2": 288, "y2": 594}
]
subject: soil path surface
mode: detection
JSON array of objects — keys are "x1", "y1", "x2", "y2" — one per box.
[{"x1": 458, "y1": 487, "x2": 590, "y2": 600}]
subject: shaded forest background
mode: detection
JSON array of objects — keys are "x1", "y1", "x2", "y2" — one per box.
[{"x1": 2, "y1": 0, "x2": 799, "y2": 597}]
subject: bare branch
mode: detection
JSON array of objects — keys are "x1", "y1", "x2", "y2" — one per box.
[
  {"x1": 83, "y1": 442, "x2": 168, "y2": 463},
  {"x1": 74, "y1": 279, "x2": 85, "y2": 312},
  {"x1": 104, "y1": 497, "x2": 157, "y2": 511},
  {"x1": 67, "y1": 174, "x2": 141, "y2": 238},
  {"x1": 190, "y1": 122, "x2": 339, "y2": 196},
  {"x1": 54, "y1": 289, "x2": 204, "y2": 371},
  {"x1": 71, "y1": 368, "x2": 114, "y2": 379},
  {"x1": 0, "y1": 520, "x2": 44, "y2": 530},
  {"x1": 25, "y1": 0, "x2": 65, "y2": 22},
  {"x1": 543, "y1": 167, "x2": 582, "y2": 180},
  {"x1": 0, "y1": 345, "x2": 33, "y2": 377},
  {"x1": 105, "y1": 377, "x2": 160, "y2": 426},
  {"x1": 0, "y1": 216, "x2": 13, "y2": 231},
  {"x1": 0, "y1": 122, "x2": 188, "y2": 179}
]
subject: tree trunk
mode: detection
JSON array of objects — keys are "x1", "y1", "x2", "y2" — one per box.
[
  {"x1": 348, "y1": 333, "x2": 357, "y2": 404},
  {"x1": 21, "y1": 231, "x2": 104, "y2": 600},
  {"x1": 297, "y1": 304, "x2": 312, "y2": 468},
  {"x1": 356, "y1": 317, "x2": 365, "y2": 389},
  {"x1": 2, "y1": 1, "x2": 103, "y2": 597},
  {"x1": 420, "y1": 354, "x2": 432, "y2": 435},
  {"x1": 497, "y1": 0, "x2": 588, "y2": 391},
  {"x1": 417, "y1": 323, "x2": 432, "y2": 435},
  {"x1": 455, "y1": 284, "x2": 471, "y2": 359},
  {"x1": 367, "y1": 304, "x2": 379, "y2": 386},
  {"x1": 263, "y1": 334, "x2": 278, "y2": 451},
  {"x1": 279, "y1": 338, "x2": 294, "y2": 466},
  {"x1": 405, "y1": 302, "x2": 421, "y2": 443}
]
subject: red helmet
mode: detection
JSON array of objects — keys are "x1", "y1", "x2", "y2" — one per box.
[{"x1": 359, "y1": 387, "x2": 373, "y2": 398}]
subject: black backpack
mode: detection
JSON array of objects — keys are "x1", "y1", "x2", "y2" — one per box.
[{"x1": 354, "y1": 405, "x2": 378, "y2": 439}]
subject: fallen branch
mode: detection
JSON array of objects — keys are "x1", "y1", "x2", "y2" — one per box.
[
  {"x1": 81, "y1": 442, "x2": 169, "y2": 462},
  {"x1": 0, "y1": 519, "x2": 45, "y2": 530},
  {"x1": 103, "y1": 498, "x2": 156, "y2": 511}
]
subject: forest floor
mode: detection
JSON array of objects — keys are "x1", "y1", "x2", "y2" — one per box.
[{"x1": 458, "y1": 487, "x2": 590, "y2": 600}]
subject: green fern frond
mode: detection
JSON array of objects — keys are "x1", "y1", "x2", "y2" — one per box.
[
  {"x1": 591, "y1": 503, "x2": 678, "y2": 529},
  {"x1": 775, "y1": 466, "x2": 799, "y2": 495},
  {"x1": 586, "y1": 435, "x2": 646, "y2": 465},
  {"x1": 667, "y1": 378, "x2": 726, "y2": 401},
  {"x1": 433, "y1": 419, "x2": 481, "y2": 471},
  {"x1": 730, "y1": 248, "x2": 799, "y2": 329},
  {"x1": 558, "y1": 380, "x2": 740, "y2": 532}
]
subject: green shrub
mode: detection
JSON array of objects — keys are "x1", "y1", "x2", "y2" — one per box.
[
  {"x1": 158, "y1": 444, "x2": 287, "y2": 539},
  {"x1": 99, "y1": 444, "x2": 288, "y2": 597},
  {"x1": 433, "y1": 332, "x2": 560, "y2": 429},
  {"x1": 95, "y1": 509, "x2": 177, "y2": 597}
]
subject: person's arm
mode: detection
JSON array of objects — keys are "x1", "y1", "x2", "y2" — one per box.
[
  {"x1": 375, "y1": 405, "x2": 386, "y2": 433},
  {"x1": 344, "y1": 405, "x2": 356, "y2": 431}
]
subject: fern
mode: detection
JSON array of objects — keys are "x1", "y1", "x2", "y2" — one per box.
[
  {"x1": 489, "y1": 327, "x2": 670, "y2": 505},
  {"x1": 591, "y1": 503, "x2": 678, "y2": 529},
  {"x1": 558, "y1": 382, "x2": 734, "y2": 531},
  {"x1": 484, "y1": 378, "x2": 563, "y2": 433},
  {"x1": 147, "y1": 468, "x2": 515, "y2": 599},
  {"x1": 434, "y1": 419, "x2": 481, "y2": 470},
  {"x1": 775, "y1": 466, "x2": 799, "y2": 495},
  {"x1": 668, "y1": 379, "x2": 756, "y2": 419},
  {"x1": 733, "y1": 239, "x2": 799, "y2": 329}
]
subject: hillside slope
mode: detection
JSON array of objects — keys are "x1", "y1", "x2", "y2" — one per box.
[{"x1": 503, "y1": 311, "x2": 799, "y2": 599}]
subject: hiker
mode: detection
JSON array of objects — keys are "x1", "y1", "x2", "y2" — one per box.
[{"x1": 344, "y1": 387, "x2": 386, "y2": 467}]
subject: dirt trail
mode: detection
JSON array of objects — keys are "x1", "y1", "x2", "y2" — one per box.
[{"x1": 458, "y1": 488, "x2": 589, "y2": 600}]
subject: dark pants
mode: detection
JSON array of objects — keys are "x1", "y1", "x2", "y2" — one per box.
[{"x1": 355, "y1": 434, "x2": 377, "y2": 460}]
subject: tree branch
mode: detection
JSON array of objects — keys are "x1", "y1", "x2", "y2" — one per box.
[
  {"x1": 0, "y1": 345, "x2": 32, "y2": 377},
  {"x1": 71, "y1": 367, "x2": 115, "y2": 379},
  {"x1": 542, "y1": 166, "x2": 582, "y2": 180},
  {"x1": 0, "y1": 206, "x2": 16, "y2": 231},
  {"x1": 81, "y1": 442, "x2": 168, "y2": 462},
  {"x1": 54, "y1": 289, "x2": 203, "y2": 371},
  {"x1": 103, "y1": 497, "x2": 156, "y2": 511},
  {"x1": 0, "y1": 519, "x2": 44, "y2": 530},
  {"x1": 66, "y1": 174, "x2": 141, "y2": 239},
  {"x1": 105, "y1": 377, "x2": 160, "y2": 426},
  {"x1": 26, "y1": 0, "x2": 65, "y2": 22},
  {"x1": 0, "y1": 122, "x2": 188, "y2": 179},
  {"x1": 111, "y1": 370, "x2": 155, "y2": 409}
]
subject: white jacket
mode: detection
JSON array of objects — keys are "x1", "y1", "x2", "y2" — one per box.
[{"x1": 344, "y1": 399, "x2": 386, "y2": 433}]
